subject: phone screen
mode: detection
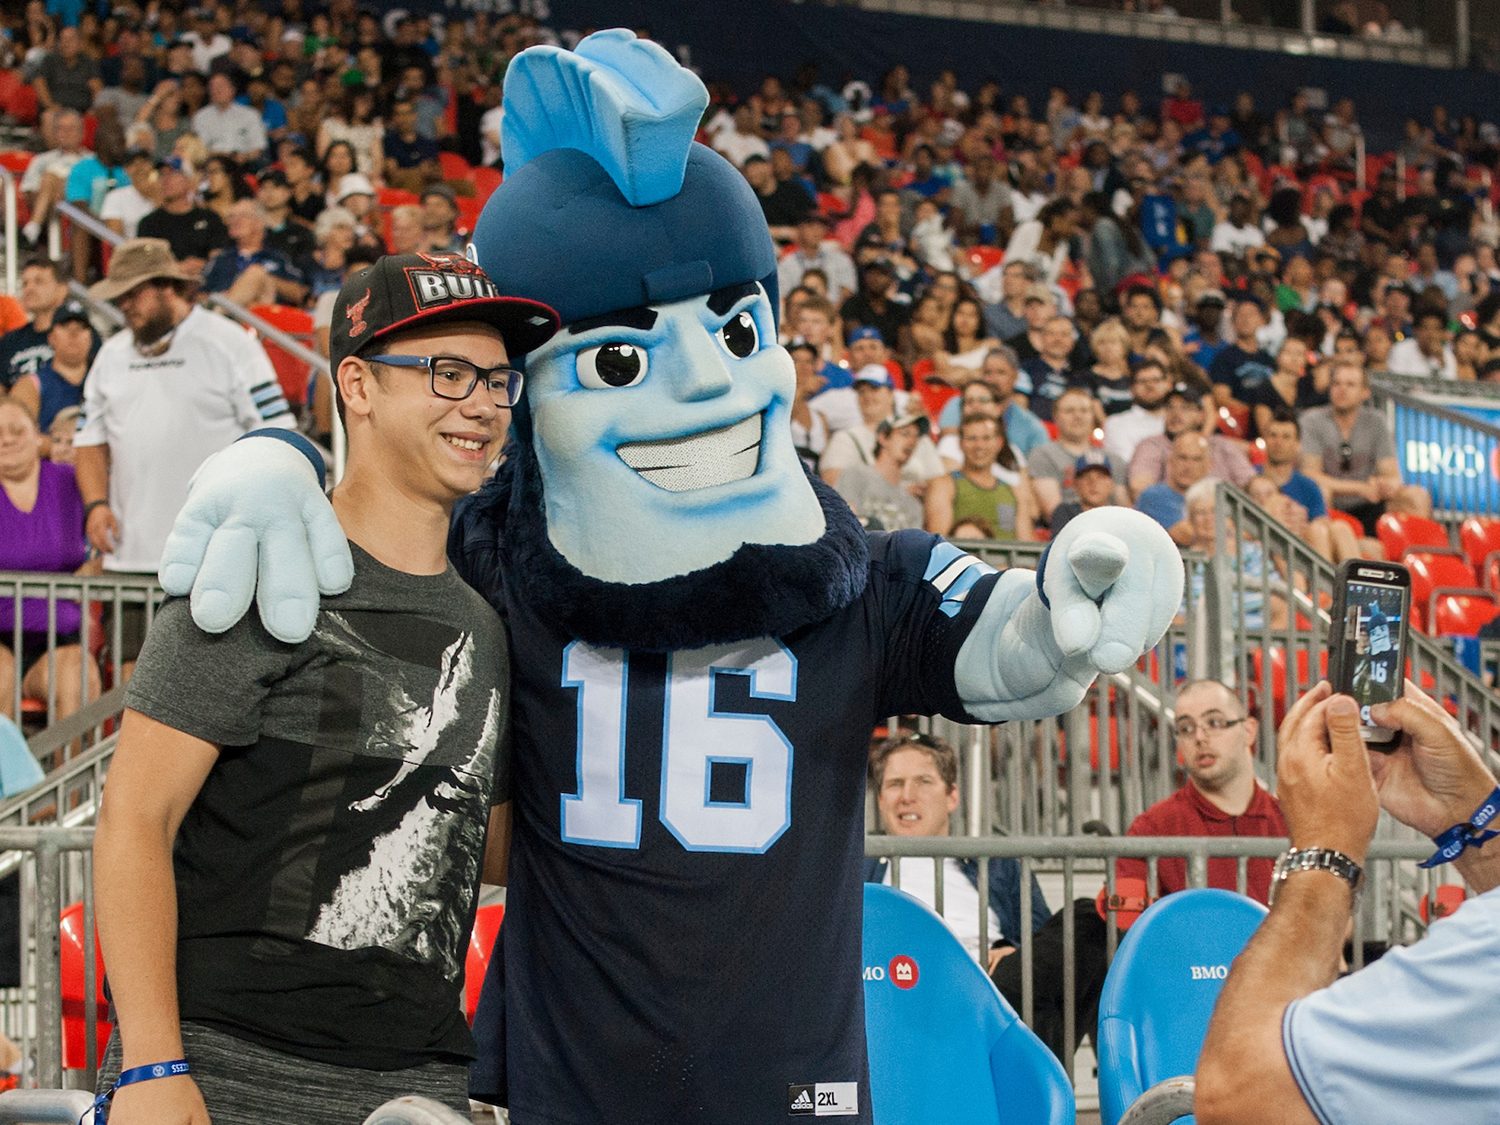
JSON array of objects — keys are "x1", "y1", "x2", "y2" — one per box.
[{"x1": 1340, "y1": 580, "x2": 1407, "y2": 726}]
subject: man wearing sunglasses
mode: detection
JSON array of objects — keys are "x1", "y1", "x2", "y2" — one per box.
[
  {"x1": 1116, "y1": 678, "x2": 1287, "y2": 904},
  {"x1": 92, "y1": 254, "x2": 560, "y2": 1125}
]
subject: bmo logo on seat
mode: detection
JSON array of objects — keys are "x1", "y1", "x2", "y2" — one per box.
[{"x1": 1190, "y1": 964, "x2": 1229, "y2": 981}]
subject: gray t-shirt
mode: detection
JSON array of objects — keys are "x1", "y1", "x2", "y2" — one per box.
[
  {"x1": 1027, "y1": 440, "x2": 1127, "y2": 503},
  {"x1": 950, "y1": 178, "x2": 1013, "y2": 228},
  {"x1": 124, "y1": 542, "x2": 510, "y2": 1070},
  {"x1": 1299, "y1": 405, "x2": 1397, "y2": 485},
  {"x1": 834, "y1": 462, "x2": 925, "y2": 530},
  {"x1": 37, "y1": 52, "x2": 100, "y2": 113}
]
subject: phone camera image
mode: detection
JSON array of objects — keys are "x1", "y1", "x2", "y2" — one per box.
[{"x1": 1342, "y1": 581, "x2": 1406, "y2": 724}]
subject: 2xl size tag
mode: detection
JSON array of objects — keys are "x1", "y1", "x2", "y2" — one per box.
[{"x1": 789, "y1": 1082, "x2": 859, "y2": 1116}]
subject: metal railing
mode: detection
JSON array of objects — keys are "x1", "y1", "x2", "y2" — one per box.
[
  {"x1": 48, "y1": 202, "x2": 345, "y2": 482},
  {"x1": 1, "y1": 168, "x2": 16, "y2": 297},
  {"x1": 1371, "y1": 377, "x2": 1500, "y2": 522}
]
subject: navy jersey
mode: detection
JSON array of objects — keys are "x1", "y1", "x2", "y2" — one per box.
[{"x1": 470, "y1": 531, "x2": 1002, "y2": 1125}]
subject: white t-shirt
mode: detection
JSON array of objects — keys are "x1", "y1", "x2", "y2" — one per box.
[
  {"x1": 881, "y1": 856, "x2": 999, "y2": 962},
  {"x1": 1386, "y1": 337, "x2": 1458, "y2": 380},
  {"x1": 312, "y1": 289, "x2": 338, "y2": 330},
  {"x1": 819, "y1": 423, "x2": 945, "y2": 486},
  {"x1": 1210, "y1": 221, "x2": 1265, "y2": 256},
  {"x1": 74, "y1": 306, "x2": 295, "y2": 573},
  {"x1": 98, "y1": 183, "x2": 155, "y2": 238},
  {"x1": 480, "y1": 105, "x2": 505, "y2": 168},
  {"x1": 183, "y1": 30, "x2": 231, "y2": 74},
  {"x1": 191, "y1": 102, "x2": 268, "y2": 156},
  {"x1": 1102, "y1": 404, "x2": 1166, "y2": 467},
  {"x1": 713, "y1": 130, "x2": 771, "y2": 169},
  {"x1": 21, "y1": 148, "x2": 87, "y2": 193}
]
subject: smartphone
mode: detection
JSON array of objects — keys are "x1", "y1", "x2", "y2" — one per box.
[{"x1": 1328, "y1": 559, "x2": 1411, "y2": 748}]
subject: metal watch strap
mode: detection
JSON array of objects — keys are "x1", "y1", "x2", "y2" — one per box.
[{"x1": 1270, "y1": 847, "x2": 1364, "y2": 905}]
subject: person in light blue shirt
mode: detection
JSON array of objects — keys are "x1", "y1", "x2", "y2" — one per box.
[
  {"x1": 1135, "y1": 432, "x2": 1210, "y2": 543},
  {"x1": 1195, "y1": 681, "x2": 1500, "y2": 1125}
]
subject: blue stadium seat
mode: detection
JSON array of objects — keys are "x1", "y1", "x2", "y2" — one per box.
[
  {"x1": 0, "y1": 717, "x2": 42, "y2": 799},
  {"x1": 1096, "y1": 889, "x2": 1268, "y2": 1125},
  {"x1": 862, "y1": 883, "x2": 1074, "y2": 1125}
]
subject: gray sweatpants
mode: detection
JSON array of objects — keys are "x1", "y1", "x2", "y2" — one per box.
[{"x1": 98, "y1": 1021, "x2": 471, "y2": 1124}]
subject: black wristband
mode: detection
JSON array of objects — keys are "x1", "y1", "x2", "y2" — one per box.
[{"x1": 84, "y1": 499, "x2": 110, "y2": 518}]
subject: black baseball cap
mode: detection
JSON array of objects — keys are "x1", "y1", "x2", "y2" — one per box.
[
  {"x1": 50, "y1": 300, "x2": 91, "y2": 329},
  {"x1": 330, "y1": 252, "x2": 559, "y2": 371}
]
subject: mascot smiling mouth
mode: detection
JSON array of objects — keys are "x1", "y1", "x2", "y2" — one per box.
[{"x1": 615, "y1": 413, "x2": 763, "y2": 492}]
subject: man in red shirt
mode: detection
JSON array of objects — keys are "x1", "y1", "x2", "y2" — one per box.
[{"x1": 1118, "y1": 678, "x2": 1286, "y2": 903}]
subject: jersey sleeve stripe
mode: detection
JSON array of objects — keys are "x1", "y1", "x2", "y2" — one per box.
[
  {"x1": 922, "y1": 541, "x2": 968, "y2": 583},
  {"x1": 938, "y1": 564, "x2": 991, "y2": 616},
  {"x1": 931, "y1": 554, "x2": 995, "y2": 596}
]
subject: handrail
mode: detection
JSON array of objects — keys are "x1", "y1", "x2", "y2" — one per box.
[
  {"x1": 864, "y1": 835, "x2": 1433, "y2": 860},
  {"x1": 360, "y1": 1098, "x2": 471, "y2": 1125},
  {"x1": 1, "y1": 167, "x2": 16, "y2": 296},
  {"x1": 50, "y1": 200, "x2": 117, "y2": 247},
  {"x1": 1119, "y1": 1077, "x2": 1195, "y2": 1125},
  {"x1": 66, "y1": 279, "x2": 126, "y2": 329},
  {"x1": 0, "y1": 1088, "x2": 99, "y2": 1123},
  {"x1": 26, "y1": 684, "x2": 125, "y2": 759}
]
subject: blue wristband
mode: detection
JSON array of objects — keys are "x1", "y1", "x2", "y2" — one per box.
[
  {"x1": 237, "y1": 427, "x2": 327, "y2": 491},
  {"x1": 1420, "y1": 786, "x2": 1500, "y2": 869},
  {"x1": 84, "y1": 1059, "x2": 190, "y2": 1124}
]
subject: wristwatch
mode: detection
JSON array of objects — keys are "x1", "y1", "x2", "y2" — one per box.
[{"x1": 1270, "y1": 847, "x2": 1364, "y2": 905}]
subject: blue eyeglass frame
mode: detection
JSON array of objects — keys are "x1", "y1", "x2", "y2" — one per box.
[{"x1": 366, "y1": 354, "x2": 525, "y2": 407}]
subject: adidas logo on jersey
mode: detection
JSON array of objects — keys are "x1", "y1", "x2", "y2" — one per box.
[{"x1": 788, "y1": 1085, "x2": 815, "y2": 1114}]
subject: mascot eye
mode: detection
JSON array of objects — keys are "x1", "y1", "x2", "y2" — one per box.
[
  {"x1": 717, "y1": 311, "x2": 759, "y2": 359},
  {"x1": 576, "y1": 342, "x2": 648, "y2": 389}
]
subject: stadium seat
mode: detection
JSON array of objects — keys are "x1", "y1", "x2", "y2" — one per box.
[
  {"x1": 1406, "y1": 551, "x2": 1479, "y2": 630},
  {"x1": 1216, "y1": 403, "x2": 1249, "y2": 440},
  {"x1": 59, "y1": 901, "x2": 111, "y2": 1070},
  {"x1": 862, "y1": 884, "x2": 1074, "y2": 1125},
  {"x1": 1246, "y1": 647, "x2": 1326, "y2": 726},
  {"x1": 248, "y1": 304, "x2": 316, "y2": 406},
  {"x1": 1458, "y1": 517, "x2": 1500, "y2": 590},
  {"x1": 378, "y1": 186, "x2": 421, "y2": 208},
  {"x1": 439, "y1": 152, "x2": 472, "y2": 180},
  {"x1": 464, "y1": 903, "x2": 504, "y2": 1025},
  {"x1": 1419, "y1": 883, "x2": 1466, "y2": 924},
  {"x1": 1375, "y1": 512, "x2": 1447, "y2": 559},
  {"x1": 0, "y1": 150, "x2": 32, "y2": 175},
  {"x1": 456, "y1": 195, "x2": 484, "y2": 235},
  {"x1": 1429, "y1": 591, "x2": 1500, "y2": 638},
  {"x1": 0, "y1": 295, "x2": 25, "y2": 334},
  {"x1": 472, "y1": 166, "x2": 503, "y2": 203},
  {"x1": 1096, "y1": 889, "x2": 1267, "y2": 1125},
  {"x1": 1326, "y1": 508, "x2": 1363, "y2": 539},
  {"x1": 1094, "y1": 876, "x2": 1152, "y2": 933},
  {"x1": 964, "y1": 246, "x2": 1004, "y2": 273}
]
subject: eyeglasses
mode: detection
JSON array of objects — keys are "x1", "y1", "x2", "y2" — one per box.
[
  {"x1": 1339, "y1": 441, "x2": 1353, "y2": 473},
  {"x1": 1174, "y1": 713, "x2": 1247, "y2": 740},
  {"x1": 366, "y1": 354, "x2": 523, "y2": 407}
]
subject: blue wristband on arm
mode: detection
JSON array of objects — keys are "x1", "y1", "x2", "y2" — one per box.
[
  {"x1": 1420, "y1": 786, "x2": 1500, "y2": 869},
  {"x1": 84, "y1": 1059, "x2": 190, "y2": 1123},
  {"x1": 236, "y1": 428, "x2": 327, "y2": 491}
]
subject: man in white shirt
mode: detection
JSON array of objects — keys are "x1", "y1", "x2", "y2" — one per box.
[
  {"x1": 1210, "y1": 194, "x2": 1265, "y2": 259},
  {"x1": 1385, "y1": 308, "x2": 1457, "y2": 379},
  {"x1": 817, "y1": 366, "x2": 943, "y2": 489},
  {"x1": 1102, "y1": 358, "x2": 1171, "y2": 467},
  {"x1": 73, "y1": 239, "x2": 295, "y2": 669},
  {"x1": 99, "y1": 149, "x2": 159, "y2": 239},
  {"x1": 19, "y1": 109, "x2": 91, "y2": 247},
  {"x1": 712, "y1": 104, "x2": 771, "y2": 168},
  {"x1": 776, "y1": 213, "x2": 857, "y2": 306},
  {"x1": 182, "y1": 9, "x2": 232, "y2": 74},
  {"x1": 865, "y1": 732, "x2": 1049, "y2": 964},
  {"x1": 191, "y1": 73, "x2": 267, "y2": 164}
]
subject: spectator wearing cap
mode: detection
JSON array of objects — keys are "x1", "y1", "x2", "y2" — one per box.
[
  {"x1": 0, "y1": 257, "x2": 79, "y2": 391},
  {"x1": 841, "y1": 261, "x2": 913, "y2": 358},
  {"x1": 777, "y1": 213, "x2": 857, "y2": 308},
  {"x1": 1138, "y1": 432, "x2": 1213, "y2": 544},
  {"x1": 1028, "y1": 387, "x2": 1129, "y2": 520},
  {"x1": 979, "y1": 260, "x2": 1036, "y2": 341},
  {"x1": 1208, "y1": 296, "x2": 1277, "y2": 409},
  {"x1": 202, "y1": 200, "x2": 308, "y2": 308},
  {"x1": 182, "y1": 8, "x2": 232, "y2": 73},
  {"x1": 282, "y1": 146, "x2": 325, "y2": 226},
  {"x1": 833, "y1": 412, "x2": 929, "y2": 531},
  {"x1": 1211, "y1": 194, "x2": 1265, "y2": 258},
  {"x1": 33, "y1": 25, "x2": 102, "y2": 114},
  {"x1": 811, "y1": 327, "x2": 900, "y2": 431},
  {"x1": 192, "y1": 73, "x2": 267, "y2": 164},
  {"x1": 100, "y1": 148, "x2": 160, "y2": 240},
  {"x1": 925, "y1": 411, "x2": 1034, "y2": 540},
  {"x1": 1129, "y1": 381, "x2": 1255, "y2": 499},
  {"x1": 1050, "y1": 451, "x2": 1123, "y2": 536},
  {"x1": 1182, "y1": 291, "x2": 1230, "y2": 370},
  {"x1": 786, "y1": 337, "x2": 829, "y2": 470},
  {"x1": 383, "y1": 98, "x2": 442, "y2": 195},
  {"x1": 136, "y1": 156, "x2": 230, "y2": 279},
  {"x1": 1386, "y1": 307, "x2": 1457, "y2": 380},
  {"x1": 742, "y1": 154, "x2": 813, "y2": 243},
  {"x1": 335, "y1": 173, "x2": 378, "y2": 240},
  {"x1": 9, "y1": 300, "x2": 94, "y2": 447},
  {"x1": 255, "y1": 170, "x2": 315, "y2": 265},
  {"x1": 421, "y1": 186, "x2": 466, "y2": 254},
  {"x1": 818, "y1": 365, "x2": 944, "y2": 491}
]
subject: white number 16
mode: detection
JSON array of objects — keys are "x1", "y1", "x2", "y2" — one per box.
[{"x1": 560, "y1": 639, "x2": 797, "y2": 854}]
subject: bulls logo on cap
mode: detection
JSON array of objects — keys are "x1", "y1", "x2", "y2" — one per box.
[{"x1": 403, "y1": 253, "x2": 501, "y2": 310}]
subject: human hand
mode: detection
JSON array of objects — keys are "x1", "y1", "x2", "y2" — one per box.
[
  {"x1": 106, "y1": 1075, "x2": 211, "y2": 1125},
  {"x1": 86, "y1": 505, "x2": 120, "y2": 554},
  {"x1": 1367, "y1": 680, "x2": 1499, "y2": 839},
  {"x1": 1371, "y1": 476, "x2": 1399, "y2": 501},
  {"x1": 1276, "y1": 682, "x2": 1380, "y2": 865},
  {"x1": 1281, "y1": 498, "x2": 1309, "y2": 535}
]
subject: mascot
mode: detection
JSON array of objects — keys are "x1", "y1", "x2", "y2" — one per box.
[{"x1": 158, "y1": 32, "x2": 1184, "y2": 1124}]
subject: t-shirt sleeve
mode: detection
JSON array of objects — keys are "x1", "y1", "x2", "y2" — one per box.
[
  {"x1": 1369, "y1": 416, "x2": 1397, "y2": 462},
  {"x1": 1282, "y1": 890, "x2": 1500, "y2": 1125},
  {"x1": 124, "y1": 596, "x2": 302, "y2": 746},
  {"x1": 228, "y1": 332, "x2": 295, "y2": 429},
  {"x1": 869, "y1": 531, "x2": 1004, "y2": 722},
  {"x1": 73, "y1": 356, "x2": 108, "y2": 448}
]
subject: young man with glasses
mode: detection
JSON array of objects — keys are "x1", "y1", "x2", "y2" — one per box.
[
  {"x1": 92, "y1": 253, "x2": 559, "y2": 1125},
  {"x1": 1116, "y1": 678, "x2": 1287, "y2": 904}
]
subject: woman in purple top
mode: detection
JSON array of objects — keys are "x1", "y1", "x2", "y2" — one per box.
[{"x1": 0, "y1": 396, "x2": 99, "y2": 725}]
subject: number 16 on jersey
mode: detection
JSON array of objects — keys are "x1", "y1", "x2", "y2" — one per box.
[{"x1": 560, "y1": 639, "x2": 798, "y2": 854}]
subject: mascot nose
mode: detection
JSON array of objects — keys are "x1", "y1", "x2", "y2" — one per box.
[{"x1": 667, "y1": 326, "x2": 735, "y2": 403}]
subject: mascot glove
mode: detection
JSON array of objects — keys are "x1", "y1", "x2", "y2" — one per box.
[
  {"x1": 956, "y1": 507, "x2": 1184, "y2": 723},
  {"x1": 158, "y1": 436, "x2": 351, "y2": 643}
]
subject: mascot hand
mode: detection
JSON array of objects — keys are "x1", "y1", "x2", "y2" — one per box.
[
  {"x1": 956, "y1": 507, "x2": 1184, "y2": 722},
  {"x1": 158, "y1": 437, "x2": 350, "y2": 643}
]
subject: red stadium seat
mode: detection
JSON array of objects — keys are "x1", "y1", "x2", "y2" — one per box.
[
  {"x1": 59, "y1": 901, "x2": 111, "y2": 1070},
  {"x1": 1459, "y1": 517, "x2": 1500, "y2": 590},
  {"x1": 1375, "y1": 512, "x2": 1448, "y2": 559},
  {"x1": 472, "y1": 166, "x2": 503, "y2": 203},
  {"x1": 1405, "y1": 551, "x2": 1479, "y2": 633},
  {"x1": 377, "y1": 186, "x2": 421, "y2": 208},
  {"x1": 464, "y1": 903, "x2": 505, "y2": 1024},
  {"x1": 0, "y1": 150, "x2": 32, "y2": 175},
  {"x1": 456, "y1": 195, "x2": 484, "y2": 235},
  {"x1": 0, "y1": 295, "x2": 26, "y2": 333},
  {"x1": 1248, "y1": 647, "x2": 1327, "y2": 726},
  {"x1": 1095, "y1": 876, "x2": 1151, "y2": 933},
  {"x1": 439, "y1": 151, "x2": 472, "y2": 180},
  {"x1": 964, "y1": 246, "x2": 1004, "y2": 274},
  {"x1": 1217, "y1": 402, "x2": 1249, "y2": 440},
  {"x1": 1419, "y1": 883, "x2": 1466, "y2": 924},
  {"x1": 248, "y1": 304, "x2": 316, "y2": 407},
  {"x1": 1429, "y1": 591, "x2": 1500, "y2": 638},
  {"x1": 1327, "y1": 508, "x2": 1364, "y2": 539}
]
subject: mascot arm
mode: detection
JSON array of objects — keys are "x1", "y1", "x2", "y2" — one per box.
[
  {"x1": 954, "y1": 508, "x2": 1184, "y2": 723},
  {"x1": 158, "y1": 432, "x2": 352, "y2": 644}
]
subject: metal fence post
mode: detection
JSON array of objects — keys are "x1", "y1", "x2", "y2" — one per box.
[{"x1": 33, "y1": 841, "x2": 62, "y2": 1091}]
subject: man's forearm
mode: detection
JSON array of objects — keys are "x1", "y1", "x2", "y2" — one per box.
[
  {"x1": 74, "y1": 444, "x2": 110, "y2": 506},
  {"x1": 1196, "y1": 873, "x2": 1348, "y2": 1125}
]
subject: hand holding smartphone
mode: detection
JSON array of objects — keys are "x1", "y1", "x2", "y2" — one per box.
[{"x1": 1327, "y1": 559, "x2": 1411, "y2": 749}]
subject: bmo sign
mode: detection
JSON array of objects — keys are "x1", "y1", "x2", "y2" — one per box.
[
  {"x1": 863, "y1": 956, "x2": 920, "y2": 989},
  {"x1": 1392, "y1": 399, "x2": 1500, "y2": 515}
]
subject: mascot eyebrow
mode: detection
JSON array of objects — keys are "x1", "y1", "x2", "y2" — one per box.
[{"x1": 563, "y1": 283, "x2": 761, "y2": 337}]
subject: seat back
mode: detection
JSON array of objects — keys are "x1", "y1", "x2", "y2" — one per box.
[
  {"x1": 1375, "y1": 512, "x2": 1448, "y2": 559},
  {"x1": 863, "y1": 884, "x2": 1074, "y2": 1125},
  {"x1": 248, "y1": 304, "x2": 316, "y2": 406},
  {"x1": 1430, "y1": 591, "x2": 1500, "y2": 637},
  {"x1": 464, "y1": 902, "x2": 504, "y2": 1024},
  {"x1": 0, "y1": 718, "x2": 42, "y2": 798},
  {"x1": 1406, "y1": 551, "x2": 1479, "y2": 620},
  {"x1": 59, "y1": 901, "x2": 111, "y2": 1070},
  {"x1": 1096, "y1": 889, "x2": 1267, "y2": 1125}
]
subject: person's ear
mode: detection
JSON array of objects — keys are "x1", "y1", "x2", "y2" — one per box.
[
  {"x1": 945, "y1": 784, "x2": 961, "y2": 816},
  {"x1": 1243, "y1": 715, "x2": 1258, "y2": 746},
  {"x1": 338, "y1": 356, "x2": 375, "y2": 419}
]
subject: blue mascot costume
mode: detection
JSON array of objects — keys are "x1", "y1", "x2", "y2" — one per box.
[{"x1": 159, "y1": 32, "x2": 1184, "y2": 1124}]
